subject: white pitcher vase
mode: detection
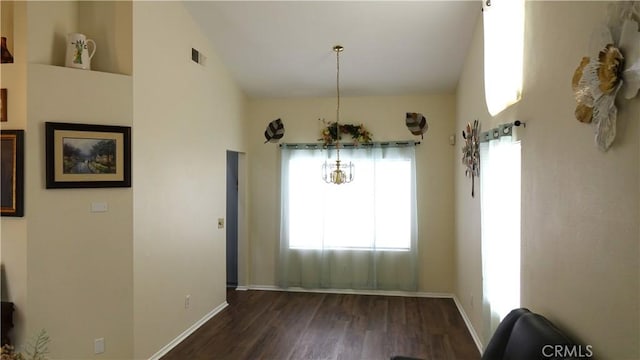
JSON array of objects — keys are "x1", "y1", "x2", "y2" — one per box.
[{"x1": 65, "y1": 33, "x2": 96, "y2": 70}]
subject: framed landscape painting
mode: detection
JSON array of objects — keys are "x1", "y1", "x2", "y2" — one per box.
[
  {"x1": 45, "y1": 122, "x2": 131, "y2": 188},
  {"x1": 1, "y1": 130, "x2": 24, "y2": 217}
]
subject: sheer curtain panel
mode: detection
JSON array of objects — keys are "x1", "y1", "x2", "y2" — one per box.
[
  {"x1": 480, "y1": 135, "x2": 521, "y2": 340},
  {"x1": 278, "y1": 144, "x2": 418, "y2": 291}
]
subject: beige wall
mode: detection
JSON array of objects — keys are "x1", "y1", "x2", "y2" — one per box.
[
  {"x1": 247, "y1": 94, "x2": 456, "y2": 292},
  {"x1": 0, "y1": 62, "x2": 28, "y2": 348},
  {"x1": 26, "y1": 64, "x2": 134, "y2": 359},
  {"x1": 454, "y1": 12, "x2": 484, "y2": 346},
  {"x1": 132, "y1": 2, "x2": 247, "y2": 358},
  {"x1": 1, "y1": 0, "x2": 26, "y2": 348},
  {"x1": 2, "y1": 2, "x2": 136, "y2": 358},
  {"x1": 3, "y1": 1, "x2": 246, "y2": 358},
  {"x1": 455, "y1": 2, "x2": 640, "y2": 359},
  {"x1": 1, "y1": 1, "x2": 15, "y2": 56},
  {"x1": 2, "y1": 1, "x2": 247, "y2": 358},
  {"x1": 78, "y1": 1, "x2": 132, "y2": 75},
  {"x1": 25, "y1": 1, "x2": 78, "y2": 67}
]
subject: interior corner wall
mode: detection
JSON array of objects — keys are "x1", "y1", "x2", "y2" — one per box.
[
  {"x1": 0, "y1": 65, "x2": 28, "y2": 352},
  {"x1": 247, "y1": 94, "x2": 456, "y2": 292},
  {"x1": 0, "y1": 1, "x2": 28, "y2": 348},
  {"x1": 25, "y1": 1, "x2": 78, "y2": 67},
  {"x1": 454, "y1": 11, "x2": 484, "y2": 348},
  {"x1": 132, "y1": 2, "x2": 247, "y2": 358},
  {"x1": 3, "y1": 2, "x2": 135, "y2": 357},
  {"x1": 78, "y1": 1, "x2": 133, "y2": 75},
  {"x1": 454, "y1": 2, "x2": 639, "y2": 359},
  {"x1": 1, "y1": 1, "x2": 15, "y2": 55}
]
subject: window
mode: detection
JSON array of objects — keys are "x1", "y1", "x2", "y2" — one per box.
[
  {"x1": 278, "y1": 144, "x2": 418, "y2": 290},
  {"x1": 483, "y1": 0, "x2": 525, "y2": 116},
  {"x1": 480, "y1": 134, "x2": 521, "y2": 337},
  {"x1": 287, "y1": 154, "x2": 412, "y2": 250}
]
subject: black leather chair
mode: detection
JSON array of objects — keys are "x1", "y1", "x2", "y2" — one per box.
[
  {"x1": 391, "y1": 308, "x2": 591, "y2": 360},
  {"x1": 482, "y1": 308, "x2": 589, "y2": 360}
]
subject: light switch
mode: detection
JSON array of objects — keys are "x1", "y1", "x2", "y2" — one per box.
[
  {"x1": 91, "y1": 202, "x2": 108, "y2": 212},
  {"x1": 217, "y1": 218, "x2": 224, "y2": 229}
]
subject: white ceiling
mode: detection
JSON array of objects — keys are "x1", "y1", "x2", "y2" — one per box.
[{"x1": 184, "y1": 1, "x2": 480, "y2": 99}]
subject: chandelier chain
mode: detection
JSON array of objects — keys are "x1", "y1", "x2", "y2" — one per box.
[
  {"x1": 322, "y1": 45, "x2": 353, "y2": 185},
  {"x1": 336, "y1": 48, "x2": 340, "y2": 128}
]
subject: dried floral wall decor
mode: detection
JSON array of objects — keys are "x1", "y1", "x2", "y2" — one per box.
[
  {"x1": 462, "y1": 120, "x2": 480, "y2": 197},
  {"x1": 571, "y1": 2, "x2": 640, "y2": 151},
  {"x1": 319, "y1": 119, "x2": 372, "y2": 146}
]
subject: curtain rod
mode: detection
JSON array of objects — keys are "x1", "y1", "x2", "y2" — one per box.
[
  {"x1": 480, "y1": 120, "x2": 525, "y2": 143},
  {"x1": 279, "y1": 141, "x2": 421, "y2": 149}
]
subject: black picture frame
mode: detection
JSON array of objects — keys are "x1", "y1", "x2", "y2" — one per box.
[
  {"x1": 1, "y1": 130, "x2": 24, "y2": 217},
  {"x1": 45, "y1": 122, "x2": 131, "y2": 189}
]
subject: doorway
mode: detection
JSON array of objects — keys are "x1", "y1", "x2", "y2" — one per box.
[{"x1": 226, "y1": 151, "x2": 239, "y2": 288}]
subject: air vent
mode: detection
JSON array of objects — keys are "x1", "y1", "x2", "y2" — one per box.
[{"x1": 192, "y1": 48, "x2": 206, "y2": 65}]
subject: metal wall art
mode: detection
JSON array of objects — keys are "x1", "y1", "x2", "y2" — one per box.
[
  {"x1": 405, "y1": 112, "x2": 428, "y2": 139},
  {"x1": 571, "y1": 2, "x2": 640, "y2": 152},
  {"x1": 462, "y1": 120, "x2": 480, "y2": 197},
  {"x1": 264, "y1": 118, "x2": 285, "y2": 144}
]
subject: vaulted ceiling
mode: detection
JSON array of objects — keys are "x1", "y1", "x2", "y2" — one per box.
[{"x1": 185, "y1": 1, "x2": 480, "y2": 99}]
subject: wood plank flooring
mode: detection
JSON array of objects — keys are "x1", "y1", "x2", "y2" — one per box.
[{"x1": 162, "y1": 290, "x2": 480, "y2": 360}]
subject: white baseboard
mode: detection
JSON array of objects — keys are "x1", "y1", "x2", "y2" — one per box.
[
  {"x1": 148, "y1": 301, "x2": 229, "y2": 360},
  {"x1": 235, "y1": 285, "x2": 249, "y2": 291},
  {"x1": 247, "y1": 284, "x2": 453, "y2": 298},
  {"x1": 452, "y1": 295, "x2": 483, "y2": 354}
]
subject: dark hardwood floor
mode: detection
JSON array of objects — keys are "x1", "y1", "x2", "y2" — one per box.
[{"x1": 162, "y1": 289, "x2": 480, "y2": 360}]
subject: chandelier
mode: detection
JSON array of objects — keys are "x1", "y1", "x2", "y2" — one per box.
[{"x1": 322, "y1": 45, "x2": 355, "y2": 185}]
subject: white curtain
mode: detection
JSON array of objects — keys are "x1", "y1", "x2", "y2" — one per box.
[
  {"x1": 278, "y1": 145, "x2": 418, "y2": 291},
  {"x1": 480, "y1": 135, "x2": 521, "y2": 339}
]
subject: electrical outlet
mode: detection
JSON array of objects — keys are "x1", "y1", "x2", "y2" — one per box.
[
  {"x1": 217, "y1": 218, "x2": 224, "y2": 229},
  {"x1": 185, "y1": 295, "x2": 190, "y2": 309},
  {"x1": 91, "y1": 202, "x2": 108, "y2": 212},
  {"x1": 94, "y1": 338, "x2": 105, "y2": 354}
]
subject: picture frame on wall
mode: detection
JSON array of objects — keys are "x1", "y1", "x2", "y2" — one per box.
[
  {"x1": 45, "y1": 122, "x2": 131, "y2": 189},
  {"x1": 1, "y1": 89, "x2": 7, "y2": 122},
  {"x1": 1, "y1": 130, "x2": 25, "y2": 217}
]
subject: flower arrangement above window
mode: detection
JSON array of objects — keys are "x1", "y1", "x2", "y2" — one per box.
[{"x1": 319, "y1": 119, "x2": 373, "y2": 146}]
